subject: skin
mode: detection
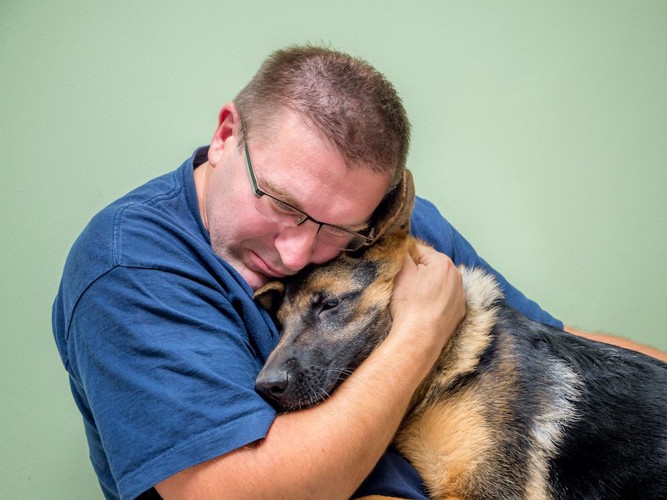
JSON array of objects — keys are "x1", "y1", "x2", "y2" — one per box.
[
  {"x1": 157, "y1": 103, "x2": 665, "y2": 497},
  {"x1": 194, "y1": 104, "x2": 391, "y2": 290},
  {"x1": 157, "y1": 103, "x2": 467, "y2": 498}
]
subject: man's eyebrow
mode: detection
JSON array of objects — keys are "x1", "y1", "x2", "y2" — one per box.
[
  {"x1": 260, "y1": 177, "x2": 305, "y2": 210},
  {"x1": 341, "y1": 220, "x2": 370, "y2": 233}
]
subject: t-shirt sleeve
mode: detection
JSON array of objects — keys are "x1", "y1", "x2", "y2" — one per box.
[
  {"x1": 353, "y1": 445, "x2": 429, "y2": 499},
  {"x1": 411, "y1": 196, "x2": 563, "y2": 329},
  {"x1": 66, "y1": 265, "x2": 277, "y2": 499}
]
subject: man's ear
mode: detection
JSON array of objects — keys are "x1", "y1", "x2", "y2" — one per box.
[
  {"x1": 253, "y1": 281, "x2": 285, "y2": 319},
  {"x1": 208, "y1": 102, "x2": 241, "y2": 166},
  {"x1": 368, "y1": 169, "x2": 416, "y2": 243}
]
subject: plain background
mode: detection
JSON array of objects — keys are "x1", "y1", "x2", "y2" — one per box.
[{"x1": 2, "y1": 1, "x2": 665, "y2": 497}]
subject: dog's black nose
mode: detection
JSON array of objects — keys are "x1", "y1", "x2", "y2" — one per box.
[{"x1": 255, "y1": 369, "x2": 290, "y2": 399}]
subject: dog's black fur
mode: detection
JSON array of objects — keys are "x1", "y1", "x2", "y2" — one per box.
[{"x1": 477, "y1": 305, "x2": 667, "y2": 499}]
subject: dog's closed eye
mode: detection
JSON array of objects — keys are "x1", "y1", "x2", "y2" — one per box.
[
  {"x1": 321, "y1": 298, "x2": 339, "y2": 311},
  {"x1": 310, "y1": 291, "x2": 364, "y2": 318},
  {"x1": 311, "y1": 293, "x2": 340, "y2": 315}
]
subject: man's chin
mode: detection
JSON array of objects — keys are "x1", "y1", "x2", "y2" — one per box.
[
  {"x1": 244, "y1": 251, "x2": 288, "y2": 289},
  {"x1": 232, "y1": 263, "x2": 267, "y2": 291},
  {"x1": 246, "y1": 272, "x2": 270, "y2": 291}
]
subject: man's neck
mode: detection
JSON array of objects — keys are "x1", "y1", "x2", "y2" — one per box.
[{"x1": 193, "y1": 161, "x2": 212, "y2": 231}]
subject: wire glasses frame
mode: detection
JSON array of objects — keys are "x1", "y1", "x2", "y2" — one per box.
[{"x1": 241, "y1": 131, "x2": 376, "y2": 252}]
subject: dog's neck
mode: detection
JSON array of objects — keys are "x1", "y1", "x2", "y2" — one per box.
[{"x1": 373, "y1": 235, "x2": 500, "y2": 417}]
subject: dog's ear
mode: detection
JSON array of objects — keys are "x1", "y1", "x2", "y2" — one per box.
[
  {"x1": 368, "y1": 169, "x2": 415, "y2": 243},
  {"x1": 253, "y1": 281, "x2": 285, "y2": 318}
]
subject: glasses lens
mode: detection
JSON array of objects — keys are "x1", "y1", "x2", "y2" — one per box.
[
  {"x1": 340, "y1": 235, "x2": 367, "y2": 251},
  {"x1": 256, "y1": 194, "x2": 307, "y2": 225},
  {"x1": 318, "y1": 226, "x2": 368, "y2": 251},
  {"x1": 256, "y1": 195, "x2": 369, "y2": 250}
]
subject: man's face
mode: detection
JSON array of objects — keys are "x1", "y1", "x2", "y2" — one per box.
[{"x1": 200, "y1": 110, "x2": 392, "y2": 290}]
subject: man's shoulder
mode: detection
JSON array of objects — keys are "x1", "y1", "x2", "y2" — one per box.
[
  {"x1": 72, "y1": 168, "x2": 186, "y2": 269},
  {"x1": 55, "y1": 162, "x2": 207, "y2": 323},
  {"x1": 410, "y1": 196, "x2": 456, "y2": 253}
]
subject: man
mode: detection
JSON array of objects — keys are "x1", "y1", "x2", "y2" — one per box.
[{"x1": 52, "y1": 45, "x2": 663, "y2": 499}]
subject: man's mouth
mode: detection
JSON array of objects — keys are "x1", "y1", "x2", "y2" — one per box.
[{"x1": 249, "y1": 251, "x2": 288, "y2": 279}]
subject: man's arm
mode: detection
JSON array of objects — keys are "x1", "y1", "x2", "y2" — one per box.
[
  {"x1": 156, "y1": 245, "x2": 466, "y2": 499},
  {"x1": 565, "y1": 326, "x2": 667, "y2": 363}
]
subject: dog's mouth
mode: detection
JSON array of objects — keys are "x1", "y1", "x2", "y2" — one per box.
[{"x1": 255, "y1": 357, "x2": 356, "y2": 412}]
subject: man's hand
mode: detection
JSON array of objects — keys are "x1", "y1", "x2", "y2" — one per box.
[{"x1": 389, "y1": 244, "x2": 466, "y2": 366}]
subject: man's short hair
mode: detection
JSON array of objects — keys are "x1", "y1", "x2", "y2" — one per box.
[{"x1": 234, "y1": 45, "x2": 411, "y2": 188}]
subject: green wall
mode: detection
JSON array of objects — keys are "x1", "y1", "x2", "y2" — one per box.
[{"x1": 2, "y1": 1, "x2": 665, "y2": 497}]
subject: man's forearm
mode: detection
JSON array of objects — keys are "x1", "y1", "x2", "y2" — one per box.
[
  {"x1": 156, "y1": 322, "x2": 439, "y2": 499},
  {"x1": 565, "y1": 326, "x2": 667, "y2": 363}
]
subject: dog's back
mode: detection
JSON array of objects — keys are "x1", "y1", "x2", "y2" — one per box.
[
  {"x1": 516, "y1": 313, "x2": 667, "y2": 499},
  {"x1": 505, "y1": 304, "x2": 667, "y2": 499},
  {"x1": 397, "y1": 267, "x2": 667, "y2": 499}
]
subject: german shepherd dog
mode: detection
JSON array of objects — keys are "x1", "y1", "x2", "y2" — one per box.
[{"x1": 254, "y1": 170, "x2": 667, "y2": 499}]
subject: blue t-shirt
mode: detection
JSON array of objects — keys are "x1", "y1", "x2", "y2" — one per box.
[{"x1": 52, "y1": 147, "x2": 562, "y2": 499}]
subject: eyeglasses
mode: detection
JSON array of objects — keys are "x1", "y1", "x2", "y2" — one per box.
[{"x1": 242, "y1": 136, "x2": 376, "y2": 252}]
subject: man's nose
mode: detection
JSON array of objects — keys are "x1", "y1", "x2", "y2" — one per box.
[{"x1": 274, "y1": 221, "x2": 320, "y2": 272}]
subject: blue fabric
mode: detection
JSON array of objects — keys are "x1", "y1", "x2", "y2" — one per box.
[
  {"x1": 53, "y1": 147, "x2": 561, "y2": 499},
  {"x1": 411, "y1": 196, "x2": 563, "y2": 330},
  {"x1": 354, "y1": 446, "x2": 429, "y2": 499}
]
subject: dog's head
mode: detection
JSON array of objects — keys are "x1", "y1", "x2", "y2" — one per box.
[{"x1": 254, "y1": 170, "x2": 416, "y2": 411}]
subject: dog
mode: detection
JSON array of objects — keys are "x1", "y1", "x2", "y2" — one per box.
[{"x1": 254, "y1": 170, "x2": 667, "y2": 499}]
